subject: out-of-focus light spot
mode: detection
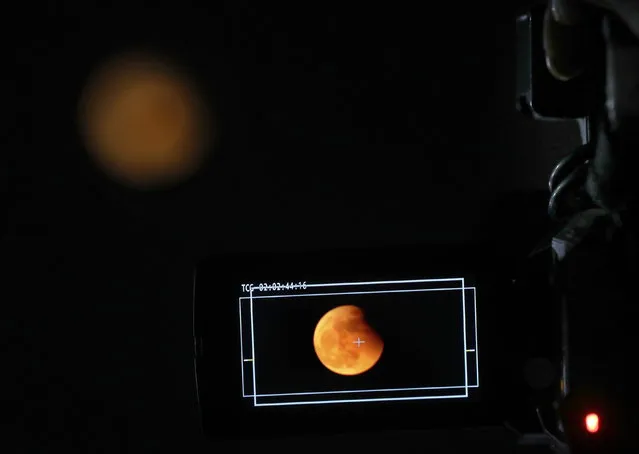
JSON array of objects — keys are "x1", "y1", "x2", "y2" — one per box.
[
  {"x1": 585, "y1": 413, "x2": 600, "y2": 433},
  {"x1": 78, "y1": 51, "x2": 212, "y2": 189}
]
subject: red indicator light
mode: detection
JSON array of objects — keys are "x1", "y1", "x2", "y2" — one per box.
[{"x1": 585, "y1": 413, "x2": 600, "y2": 433}]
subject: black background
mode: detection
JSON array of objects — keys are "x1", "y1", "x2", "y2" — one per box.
[
  {"x1": 253, "y1": 290, "x2": 465, "y2": 395},
  {"x1": 3, "y1": 0, "x2": 580, "y2": 452}
]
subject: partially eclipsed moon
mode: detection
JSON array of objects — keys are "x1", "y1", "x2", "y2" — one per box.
[{"x1": 313, "y1": 305, "x2": 383, "y2": 376}]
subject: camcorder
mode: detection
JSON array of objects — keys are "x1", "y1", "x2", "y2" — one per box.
[{"x1": 192, "y1": 4, "x2": 638, "y2": 453}]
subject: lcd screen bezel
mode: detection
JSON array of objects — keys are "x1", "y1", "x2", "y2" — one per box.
[{"x1": 193, "y1": 244, "x2": 515, "y2": 440}]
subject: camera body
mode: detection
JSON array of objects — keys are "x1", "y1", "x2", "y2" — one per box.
[{"x1": 517, "y1": 5, "x2": 639, "y2": 453}]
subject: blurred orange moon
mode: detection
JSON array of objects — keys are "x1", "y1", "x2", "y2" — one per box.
[
  {"x1": 78, "y1": 51, "x2": 211, "y2": 189},
  {"x1": 313, "y1": 305, "x2": 383, "y2": 376}
]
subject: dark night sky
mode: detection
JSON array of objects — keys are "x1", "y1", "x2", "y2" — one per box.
[{"x1": 2, "y1": 1, "x2": 582, "y2": 452}]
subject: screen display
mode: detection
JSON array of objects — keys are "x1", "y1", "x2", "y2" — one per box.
[
  {"x1": 194, "y1": 245, "x2": 510, "y2": 440},
  {"x1": 238, "y1": 277, "x2": 479, "y2": 407}
]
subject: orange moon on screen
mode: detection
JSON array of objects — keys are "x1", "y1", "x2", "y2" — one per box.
[{"x1": 313, "y1": 305, "x2": 383, "y2": 376}]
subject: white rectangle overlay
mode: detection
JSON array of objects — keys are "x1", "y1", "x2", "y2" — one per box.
[{"x1": 238, "y1": 278, "x2": 479, "y2": 407}]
